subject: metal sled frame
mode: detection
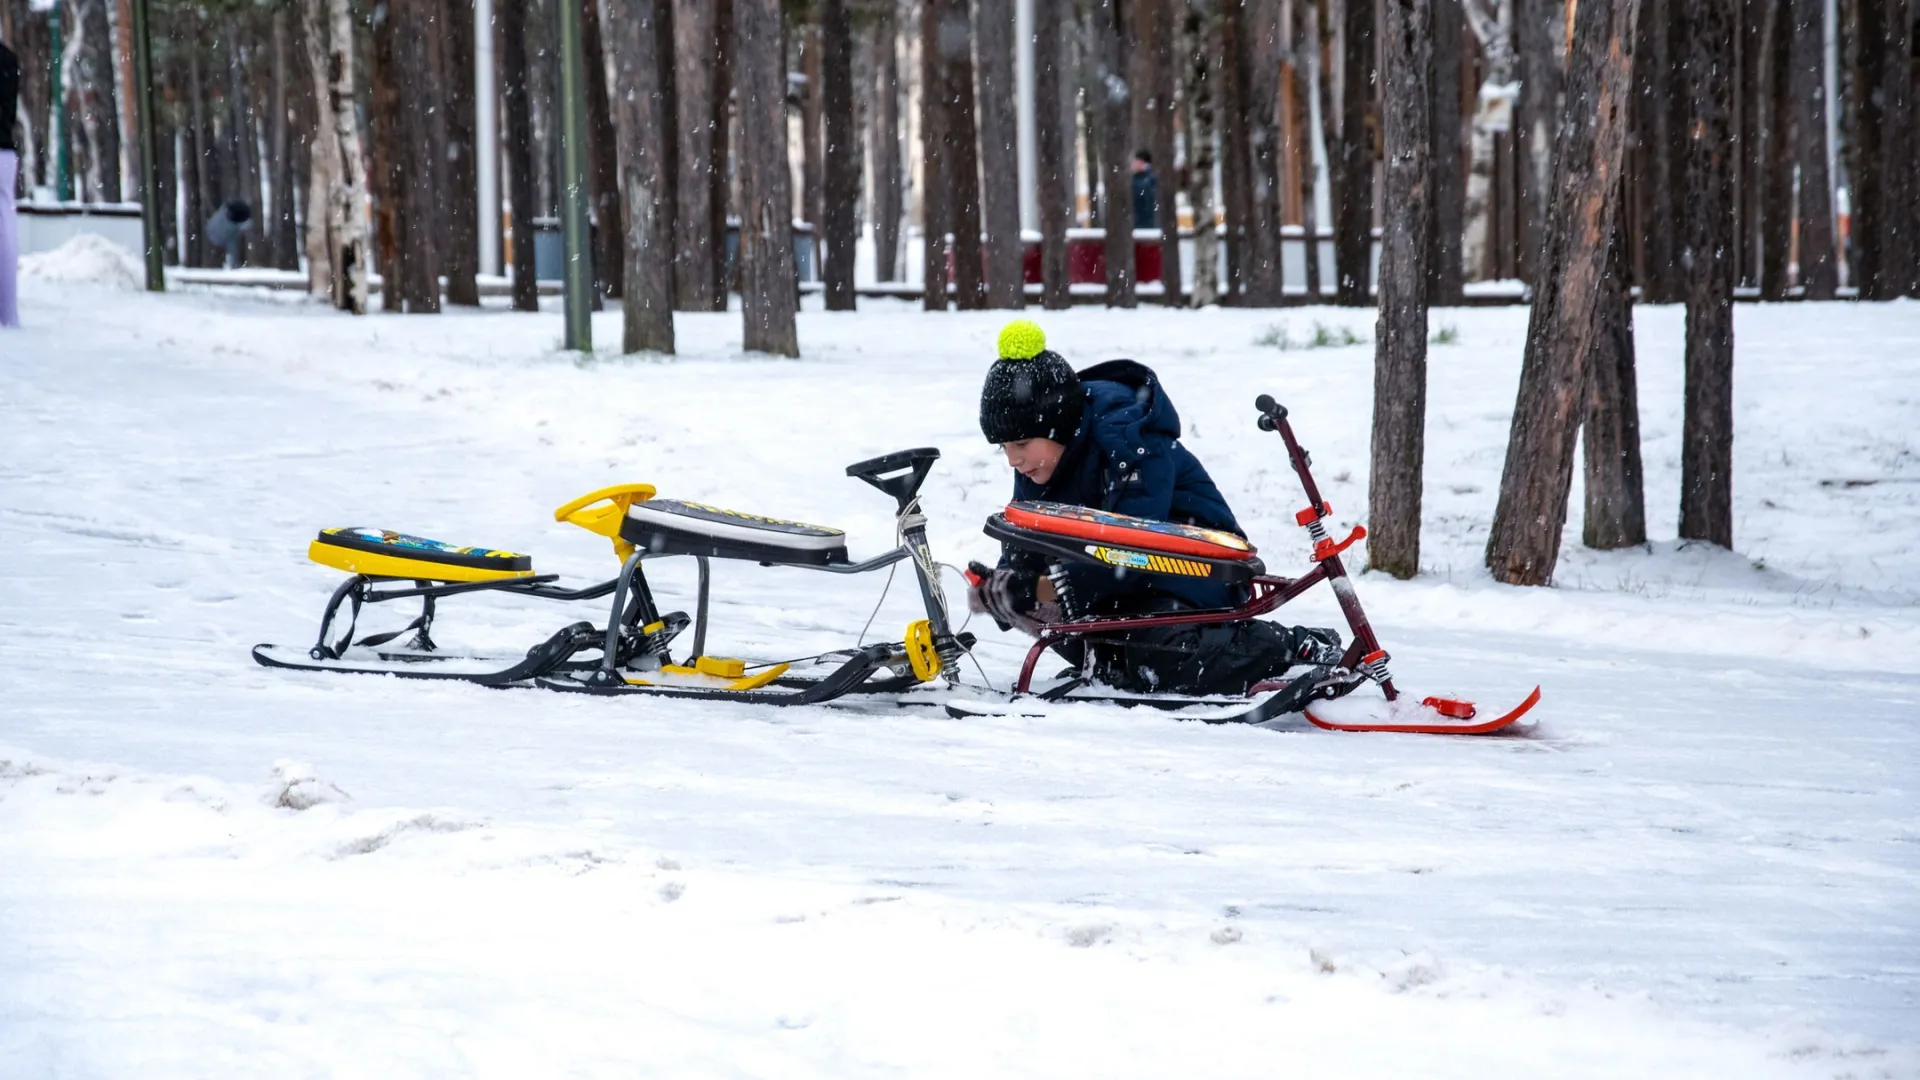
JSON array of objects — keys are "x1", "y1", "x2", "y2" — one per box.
[
  {"x1": 292, "y1": 449, "x2": 971, "y2": 696},
  {"x1": 996, "y1": 396, "x2": 1399, "y2": 700}
]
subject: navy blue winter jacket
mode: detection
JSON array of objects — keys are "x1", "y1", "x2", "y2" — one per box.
[{"x1": 1000, "y1": 360, "x2": 1243, "y2": 610}]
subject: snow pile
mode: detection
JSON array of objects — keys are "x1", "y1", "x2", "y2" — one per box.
[{"x1": 18, "y1": 233, "x2": 146, "y2": 290}]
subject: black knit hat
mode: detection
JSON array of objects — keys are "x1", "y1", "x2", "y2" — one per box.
[{"x1": 980, "y1": 320, "x2": 1084, "y2": 444}]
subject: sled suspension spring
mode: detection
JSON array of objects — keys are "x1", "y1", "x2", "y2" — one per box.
[
  {"x1": 1358, "y1": 649, "x2": 1393, "y2": 685},
  {"x1": 1047, "y1": 562, "x2": 1078, "y2": 619}
]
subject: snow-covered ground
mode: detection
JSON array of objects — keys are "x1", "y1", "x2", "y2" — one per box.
[{"x1": 2, "y1": 267, "x2": 1917, "y2": 1077}]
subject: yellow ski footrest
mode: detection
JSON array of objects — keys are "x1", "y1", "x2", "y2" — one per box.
[
  {"x1": 624, "y1": 659, "x2": 789, "y2": 692},
  {"x1": 309, "y1": 527, "x2": 536, "y2": 583}
]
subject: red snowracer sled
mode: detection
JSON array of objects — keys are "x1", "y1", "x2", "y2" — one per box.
[{"x1": 971, "y1": 394, "x2": 1541, "y2": 735}]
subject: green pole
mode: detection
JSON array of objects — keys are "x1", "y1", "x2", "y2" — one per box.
[
  {"x1": 554, "y1": 0, "x2": 593, "y2": 352},
  {"x1": 51, "y1": 1, "x2": 71, "y2": 201},
  {"x1": 130, "y1": 0, "x2": 164, "y2": 291}
]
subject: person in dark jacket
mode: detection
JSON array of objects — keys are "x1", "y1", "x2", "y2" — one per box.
[
  {"x1": 1, "y1": 39, "x2": 20, "y2": 327},
  {"x1": 969, "y1": 320, "x2": 1349, "y2": 702},
  {"x1": 1129, "y1": 150, "x2": 1157, "y2": 231}
]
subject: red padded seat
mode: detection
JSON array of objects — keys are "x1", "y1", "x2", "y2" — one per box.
[{"x1": 1001, "y1": 502, "x2": 1258, "y2": 561}]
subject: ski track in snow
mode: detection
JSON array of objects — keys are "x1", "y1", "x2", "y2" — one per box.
[{"x1": 1, "y1": 281, "x2": 1917, "y2": 1077}]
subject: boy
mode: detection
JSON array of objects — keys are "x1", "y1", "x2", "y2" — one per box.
[{"x1": 968, "y1": 320, "x2": 1353, "y2": 707}]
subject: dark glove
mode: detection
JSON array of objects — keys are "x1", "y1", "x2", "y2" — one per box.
[{"x1": 967, "y1": 561, "x2": 1042, "y2": 635}]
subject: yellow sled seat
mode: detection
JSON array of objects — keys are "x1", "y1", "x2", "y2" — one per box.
[{"x1": 308, "y1": 527, "x2": 537, "y2": 583}]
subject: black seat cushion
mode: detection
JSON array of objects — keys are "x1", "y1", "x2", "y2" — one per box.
[{"x1": 621, "y1": 499, "x2": 850, "y2": 566}]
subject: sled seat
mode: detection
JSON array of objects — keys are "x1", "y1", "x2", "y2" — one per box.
[
  {"x1": 621, "y1": 499, "x2": 849, "y2": 567},
  {"x1": 985, "y1": 501, "x2": 1266, "y2": 583},
  {"x1": 308, "y1": 527, "x2": 537, "y2": 583}
]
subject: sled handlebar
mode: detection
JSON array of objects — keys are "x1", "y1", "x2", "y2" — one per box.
[
  {"x1": 1254, "y1": 394, "x2": 1289, "y2": 431},
  {"x1": 846, "y1": 447, "x2": 942, "y2": 514}
]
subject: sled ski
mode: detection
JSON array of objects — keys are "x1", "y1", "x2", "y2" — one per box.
[
  {"x1": 1303, "y1": 686, "x2": 1542, "y2": 734},
  {"x1": 942, "y1": 685, "x2": 1296, "y2": 725}
]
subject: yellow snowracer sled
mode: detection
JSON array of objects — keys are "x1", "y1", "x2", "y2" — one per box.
[{"x1": 252, "y1": 451, "x2": 972, "y2": 707}]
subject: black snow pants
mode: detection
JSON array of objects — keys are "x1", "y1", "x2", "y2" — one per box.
[{"x1": 1050, "y1": 595, "x2": 1342, "y2": 696}]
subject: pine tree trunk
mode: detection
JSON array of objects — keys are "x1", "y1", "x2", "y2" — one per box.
[
  {"x1": 1631, "y1": 0, "x2": 1678, "y2": 301},
  {"x1": 1485, "y1": 0, "x2": 1640, "y2": 587},
  {"x1": 1219, "y1": 0, "x2": 1252, "y2": 299},
  {"x1": 500, "y1": 0, "x2": 542, "y2": 310},
  {"x1": 1369, "y1": 0, "x2": 1431, "y2": 581},
  {"x1": 976, "y1": 0, "x2": 1026, "y2": 308},
  {"x1": 1183, "y1": 0, "x2": 1222, "y2": 306},
  {"x1": 395, "y1": 0, "x2": 445, "y2": 311},
  {"x1": 1241, "y1": 0, "x2": 1283, "y2": 304},
  {"x1": 226, "y1": 20, "x2": 261, "y2": 265},
  {"x1": 1847, "y1": 0, "x2": 1886, "y2": 296},
  {"x1": 1287, "y1": 0, "x2": 1320, "y2": 300},
  {"x1": 369, "y1": 0, "x2": 405, "y2": 307},
  {"x1": 1760, "y1": 0, "x2": 1792, "y2": 299},
  {"x1": 1143, "y1": 0, "x2": 1182, "y2": 304},
  {"x1": 735, "y1": 0, "x2": 798, "y2": 353},
  {"x1": 268, "y1": 10, "x2": 300, "y2": 270},
  {"x1": 608, "y1": 0, "x2": 677, "y2": 351},
  {"x1": 1884, "y1": 0, "x2": 1915, "y2": 295},
  {"x1": 1679, "y1": 0, "x2": 1735, "y2": 545},
  {"x1": 1036, "y1": 0, "x2": 1074, "y2": 307},
  {"x1": 1581, "y1": 195, "x2": 1647, "y2": 549},
  {"x1": 870, "y1": 10, "x2": 904, "y2": 283},
  {"x1": 184, "y1": 47, "x2": 208, "y2": 267},
  {"x1": 921, "y1": 0, "x2": 952, "y2": 309},
  {"x1": 80, "y1": 0, "x2": 122, "y2": 202},
  {"x1": 819, "y1": 0, "x2": 858, "y2": 308},
  {"x1": 578, "y1": 0, "x2": 623, "y2": 299},
  {"x1": 1425, "y1": 0, "x2": 1461, "y2": 305},
  {"x1": 1790, "y1": 0, "x2": 1837, "y2": 297},
  {"x1": 1740, "y1": 0, "x2": 1766, "y2": 286},
  {"x1": 1513, "y1": 0, "x2": 1562, "y2": 284},
  {"x1": 1334, "y1": 0, "x2": 1374, "y2": 305},
  {"x1": 1096, "y1": 0, "x2": 1137, "y2": 306},
  {"x1": 802, "y1": 24, "x2": 824, "y2": 233},
  {"x1": 940, "y1": 0, "x2": 989, "y2": 308},
  {"x1": 441, "y1": 0, "x2": 481, "y2": 305}
]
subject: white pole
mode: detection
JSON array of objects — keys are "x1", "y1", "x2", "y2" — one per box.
[
  {"x1": 476, "y1": 0, "x2": 502, "y2": 275},
  {"x1": 1016, "y1": 0, "x2": 1038, "y2": 232}
]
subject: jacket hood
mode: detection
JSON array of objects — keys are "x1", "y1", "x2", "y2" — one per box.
[{"x1": 1073, "y1": 359, "x2": 1181, "y2": 459}]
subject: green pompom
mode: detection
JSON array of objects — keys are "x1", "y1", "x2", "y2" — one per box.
[{"x1": 997, "y1": 319, "x2": 1047, "y2": 361}]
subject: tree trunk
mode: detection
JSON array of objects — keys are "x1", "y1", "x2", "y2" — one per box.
[
  {"x1": 226, "y1": 20, "x2": 261, "y2": 265},
  {"x1": 80, "y1": 0, "x2": 122, "y2": 202},
  {"x1": 939, "y1": 0, "x2": 989, "y2": 308},
  {"x1": 1095, "y1": 0, "x2": 1137, "y2": 306},
  {"x1": 870, "y1": 8, "x2": 905, "y2": 283},
  {"x1": 1512, "y1": 0, "x2": 1563, "y2": 284},
  {"x1": 1143, "y1": 0, "x2": 1182, "y2": 304},
  {"x1": 184, "y1": 46, "x2": 208, "y2": 267},
  {"x1": 1036, "y1": 0, "x2": 1073, "y2": 307},
  {"x1": 1334, "y1": 0, "x2": 1375, "y2": 305},
  {"x1": 671, "y1": 0, "x2": 714, "y2": 308},
  {"x1": 1370, "y1": 0, "x2": 1431, "y2": 581},
  {"x1": 1760, "y1": 0, "x2": 1792, "y2": 299},
  {"x1": 369, "y1": 0, "x2": 404, "y2": 307},
  {"x1": 709, "y1": 0, "x2": 733, "y2": 307},
  {"x1": 1219, "y1": 0, "x2": 1252, "y2": 299},
  {"x1": 305, "y1": 0, "x2": 372, "y2": 312},
  {"x1": 578, "y1": 0, "x2": 623, "y2": 299},
  {"x1": 608, "y1": 0, "x2": 677, "y2": 351},
  {"x1": 1183, "y1": 0, "x2": 1222, "y2": 306},
  {"x1": 1287, "y1": 0, "x2": 1320, "y2": 299},
  {"x1": 1847, "y1": 0, "x2": 1886, "y2": 296},
  {"x1": 1739, "y1": 0, "x2": 1766, "y2": 287},
  {"x1": 817, "y1": 0, "x2": 858, "y2": 309},
  {"x1": 395, "y1": 0, "x2": 446, "y2": 311},
  {"x1": 1679, "y1": 0, "x2": 1735, "y2": 545},
  {"x1": 1241, "y1": 0, "x2": 1283, "y2": 303},
  {"x1": 1581, "y1": 194, "x2": 1647, "y2": 548},
  {"x1": 1485, "y1": 0, "x2": 1640, "y2": 587},
  {"x1": 976, "y1": 0, "x2": 1026, "y2": 307},
  {"x1": 801, "y1": 25, "x2": 825, "y2": 236},
  {"x1": 441, "y1": 0, "x2": 481, "y2": 305},
  {"x1": 1631, "y1": 0, "x2": 1679, "y2": 301},
  {"x1": 269, "y1": 10, "x2": 300, "y2": 270},
  {"x1": 921, "y1": 0, "x2": 952, "y2": 309},
  {"x1": 1882, "y1": 0, "x2": 1914, "y2": 295},
  {"x1": 1425, "y1": 0, "x2": 1461, "y2": 304},
  {"x1": 1462, "y1": 0, "x2": 1515, "y2": 281},
  {"x1": 1790, "y1": 0, "x2": 1837, "y2": 297},
  {"x1": 735, "y1": 0, "x2": 798, "y2": 353},
  {"x1": 501, "y1": 0, "x2": 543, "y2": 310}
]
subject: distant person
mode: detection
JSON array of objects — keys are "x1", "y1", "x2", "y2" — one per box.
[
  {"x1": 1130, "y1": 150, "x2": 1157, "y2": 232},
  {"x1": 1, "y1": 38, "x2": 20, "y2": 327},
  {"x1": 205, "y1": 200, "x2": 253, "y2": 269}
]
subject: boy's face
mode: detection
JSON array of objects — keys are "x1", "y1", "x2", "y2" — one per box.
[{"x1": 1002, "y1": 438, "x2": 1066, "y2": 485}]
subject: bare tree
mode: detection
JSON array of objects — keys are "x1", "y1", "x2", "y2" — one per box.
[
  {"x1": 1582, "y1": 197, "x2": 1646, "y2": 549},
  {"x1": 1142, "y1": 0, "x2": 1181, "y2": 304},
  {"x1": 1425, "y1": 0, "x2": 1461, "y2": 304},
  {"x1": 976, "y1": 0, "x2": 1026, "y2": 307},
  {"x1": 921, "y1": 0, "x2": 952, "y2": 309},
  {"x1": 869, "y1": 7, "x2": 905, "y2": 283},
  {"x1": 608, "y1": 0, "x2": 677, "y2": 351},
  {"x1": 393, "y1": 0, "x2": 446, "y2": 311},
  {"x1": 1485, "y1": 0, "x2": 1640, "y2": 586},
  {"x1": 269, "y1": 10, "x2": 300, "y2": 270},
  {"x1": 823, "y1": 0, "x2": 859, "y2": 308},
  {"x1": 443, "y1": 0, "x2": 482, "y2": 306},
  {"x1": 1182, "y1": 0, "x2": 1222, "y2": 306},
  {"x1": 1369, "y1": 0, "x2": 1431, "y2": 580},
  {"x1": 1790, "y1": 0, "x2": 1837, "y2": 297},
  {"x1": 581, "y1": 0, "x2": 625, "y2": 298},
  {"x1": 1883, "y1": 0, "x2": 1915, "y2": 295},
  {"x1": 1036, "y1": 0, "x2": 1074, "y2": 307},
  {"x1": 301, "y1": 0, "x2": 372, "y2": 312},
  {"x1": 1678, "y1": 0, "x2": 1735, "y2": 545},
  {"x1": 1333, "y1": 0, "x2": 1375, "y2": 305},
  {"x1": 1512, "y1": 0, "x2": 1563, "y2": 283},
  {"x1": 501, "y1": 0, "x2": 543, "y2": 311},
  {"x1": 1286, "y1": 0, "x2": 1320, "y2": 299},
  {"x1": 1759, "y1": 1, "x2": 1792, "y2": 299},
  {"x1": 735, "y1": 0, "x2": 798, "y2": 354},
  {"x1": 1241, "y1": 0, "x2": 1283, "y2": 303},
  {"x1": 1095, "y1": 0, "x2": 1136, "y2": 306}
]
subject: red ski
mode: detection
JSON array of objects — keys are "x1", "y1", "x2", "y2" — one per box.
[{"x1": 1304, "y1": 686, "x2": 1542, "y2": 735}]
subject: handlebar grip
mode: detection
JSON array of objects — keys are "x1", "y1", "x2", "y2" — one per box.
[{"x1": 1254, "y1": 394, "x2": 1287, "y2": 421}]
